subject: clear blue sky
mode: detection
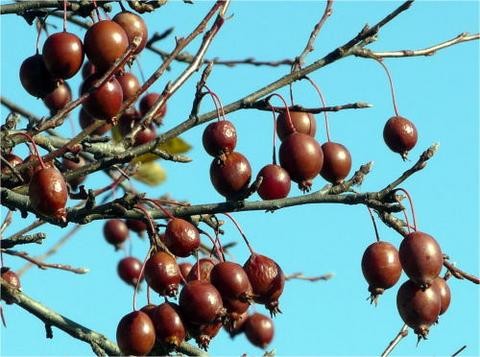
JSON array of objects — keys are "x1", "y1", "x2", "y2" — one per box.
[{"x1": 1, "y1": 1, "x2": 479, "y2": 356}]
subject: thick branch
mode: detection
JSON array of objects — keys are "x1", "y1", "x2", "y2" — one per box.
[{"x1": 0, "y1": 277, "x2": 121, "y2": 356}]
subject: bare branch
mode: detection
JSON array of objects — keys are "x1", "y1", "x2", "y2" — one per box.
[
  {"x1": 381, "y1": 324, "x2": 409, "y2": 357},
  {"x1": 443, "y1": 259, "x2": 480, "y2": 285},
  {"x1": 1, "y1": 232, "x2": 46, "y2": 249},
  {"x1": 286, "y1": 272, "x2": 334, "y2": 282},
  {"x1": 452, "y1": 345, "x2": 467, "y2": 357},
  {"x1": 1, "y1": 210, "x2": 13, "y2": 234}
]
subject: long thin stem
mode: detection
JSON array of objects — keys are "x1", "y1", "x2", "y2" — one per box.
[
  {"x1": 366, "y1": 207, "x2": 381, "y2": 242},
  {"x1": 63, "y1": 0, "x2": 67, "y2": 32},
  {"x1": 268, "y1": 104, "x2": 278, "y2": 165},
  {"x1": 396, "y1": 188, "x2": 417, "y2": 231},
  {"x1": 304, "y1": 76, "x2": 330, "y2": 142},
  {"x1": 269, "y1": 93, "x2": 295, "y2": 135},
  {"x1": 222, "y1": 213, "x2": 254, "y2": 255},
  {"x1": 202, "y1": 84, "x2": 223, "y2": 121},
  {"x1": 373, "y1": 58, "x2": 400, "y2": 116}
]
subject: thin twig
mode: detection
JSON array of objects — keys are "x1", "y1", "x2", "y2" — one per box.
[
  {"x1": 451, "y1": 345, "x2": 467, "y2": 357},
  {"x1": 443, "y1": 259, "x2": 480, "y2": 285},
  {"x1": 381, "y1": 324, "x2": 409, "y2": 357},
  {"x1": 0, "y1": 210, "x2": 13, "y2": 234},
  {"x1": 1, "y1": 233, "x2": 46, "y2": 249},
  {"x1": 285, "y1": 272, "x2": 334, "y2": 282},
  {"x1": 3, "y1": 249, "x2": 89, "y2": 275}
]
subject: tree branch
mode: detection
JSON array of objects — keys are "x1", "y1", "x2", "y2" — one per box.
[
  {"x1": 443, "y1": 259, "x2": 480, "y2": 285},
  {"x1": 381, "y1": 324, "x2": 409, "y2": 357},
  {"x1": 1, "y1": 232, "x2": 46, "y2": 249}
]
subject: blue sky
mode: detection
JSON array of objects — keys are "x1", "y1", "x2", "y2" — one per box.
[{"x1": 1, "y1": 1, "x2": 479, "y2": 356}]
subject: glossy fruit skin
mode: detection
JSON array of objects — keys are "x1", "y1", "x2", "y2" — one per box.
[
  {"x1": 202, "y1": 120, "x2": 237, "y2": 156},
  {"x1": 19, "y1": 54, "x2": 57, "y2": 98},
  {"x1": 361, "y1": 241, "x2": 402, "y2": 300},
  {"x1": 62, "y1": 156, "x2": 86, "y2": 189},
  {"x1": 139, "y1": 93, "x2": 167, "y2": 124},
  {"x1": 21, "y1": 155, "x2": 53, "y2": 183},
  {"x1": 430, "y1": 277, "x2": 451, "y2": 315},
  {"x1": 279, "y1": 132, "x2": 323, "y2": 190},
  {"x1": 225, "y1": 311, "x2": 248, "y2": 338},
  {"x1": 1, "y1": 154, "x2": 23, "y2": 175},
  {"x1": 320, "y1": 142, "x2": 352, "y2": 183},
  {"x1": 79, "y1": 108, "x2": 112, "y2": 135},
  {"x1": 151, "y1": 302, "x2": 186, "y2": 348},
  {"x1": 116, "y1": 72, "x2": 140, "y2": 101},
  {"x1": 396, "y1": 280, "x2": 441, "y2": 338},
  {"x1": 276, "y1": 111, "x2": 316, "y2": 141},
  {"x1": 179, "y1": 280, "x2": 225, "y2": 325},
  {"x1": 81, "y1": 73, "x2": 123, "y2": 121},
  {"x1": 84, "y1": 20, "x2": 129, "y2": 72},
  {"x1": 383, "y1": 116, "x2": 418, "y2": 159},
  {"x1": 178, "y1": 262, "x2": 193, "y2": 282},
  {"x1": 42, "y1": 32, "x2": 84, "y2": 79},
  {"x1": 244, "y1": 313, "x2": 274, "y2": 349},
  {"x1": 144, "y1": 251, "x2": 181, "y2": 297},
  {"x1": 134, "y1": 125, "x2": 157, "y2": 146},
  {"x1": 103, "y1": 219, "x2": 129, "y2": 248},
  {"x1": 189, "y1": 321, "x2": 222, "y2": 351},
  {"x1": 116, "y1": 311, "x2": 155, "y2": 356},
  {"x1": 126, "y1": 219, "x2": 147, "y2": 234},
  {"x1": 113, "y1": 11, "x2": 148, "y2": 54},
  {"x1": 43, "y1": 81, "x2": 72, "y2": 113},
  {"x1": 117, "y1": 256, "x2": 144, "y2": 286},
  {"x1": 164, "y1": 218, "x2": 200, "y2": 257},
  {"x1": 243, "y1": 254, "x2": 285, "y2": 315},
  {"x1": 257, "y1": 164, "x2": 291, "y2": 200},
  {"x1": 118, "y1": 107, "x2": 141, "y2": 136},
  {"x1": 210, "y1": 261, "x2": 252, "y2": 302},
  {"x1": 399, "y1": 231, "x2": 443, "y2": 288},
  {"x1": 29, "y1": 166, "x2": 67, "y2": 221},
  {"x1": 186, "y1": 258, "x2": 217, "y2": 282},
  {"x1": 1, "y1": 267, "x2": 21, "y2": 304},
  {"x1": 81, "y1": 61, "x2": 95, "y2": 79},
  {"x1": 210, "y1": 152, "x2": 252, "y2": 199}
]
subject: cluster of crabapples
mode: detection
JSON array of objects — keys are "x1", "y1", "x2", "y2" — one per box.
[
  {"x1": 103, "y1": 216, "x2": 281, "y2": 353},
  {"x1": 4, "y1": 10, "x2": 168, "y2": 221},
  {"x1": 361, "y1": 228, "x2": 450, "y2": 340}
]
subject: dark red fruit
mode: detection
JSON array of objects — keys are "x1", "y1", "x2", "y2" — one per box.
[
  {"x1": 28, "y1": 166, "x2": 68, "y2": 221},
  {"x1": 243, "y1": 254, "x2": 285, "y2": 315},
  {"x1": 320, "y1": 142, "x2": 352, "y2": 183},
  {"x1": 62, "y1": 156, "x2": 86, "y2": 189},
  {"x1": 225, "y1": 311, "x2": 248, "y2": 338},
  {"x1": 126, "y1": 219, "x2": 147, "y2": 234},
  {"x1": 396, "y1": 280, "x2": 441, "y2": 339},
  {"x1": 202, "y1": 120, "x2": 237, "y2": 157},
  {"x1": 43, "y1": 81, "x2": 72, "y2": 113},
  {"x1": 81, "y1": 73, "x2": 123, "y2": 121},
  {"x1": 1, "y1": 154, "x2": 23, "y2": 175},
  {"x1": 257, "y1": 164, "x2": 291, "y2": 200},
  {"x1": 399, "y1": 231, "x2": 443, "y2": 288},
  {"x1": 139, "y1": 93, "x2": 167, "y2": 124},
  {"x1": 144, "y1": 251, "x2": 181, "y2": 297},
  {"x1": 134, "y1": 125, "x2": 157, "y2": 146},
  {"x1": 116, "y1": 72, "x2": 140, "y2": 101},
  {"x1": 1, "y1": 267, "x2": 21, "y2": 304},
  {"x1": 189, "y1": 321, "x2": 222, "y2": 351},
  {"x1": 383, "y1": 116, "x2": 418, "y2": 159},
  {"x1": 140, "y1": 304, "x2": 157, "y2": 320},
  {"x1": 81, "y1": 61, "x2": 95, "y2": 79},
  {"x1": 103, "y1": 219, "x2": 129, "y2": 248},
  {"x1": 276, "y1": 110, "x2": 316, "y2": 141},
  {"x1": 279, "y1": 132, "x2": 323, "y2": 191},
  {"x1": 84, "y1": 20, "x2": 129, "y2": 72},
  {"x1": 42, "y1": 32, "x2": 84, "y2": 79},
  {"x1": 21, "y1": 155, "x2": 53, "y2": 183},
  {"x1": 179, "y1": 262, "x2": 193, "y2": 282},
  {"x1": 151, "y1": 302, "x2": 186, "y2": 348},
  {"x1": 186, "y1": 258, "x2": 217, "y2": 282},
  {"x1": 19, "y1": 54, "x2": 57, "y2": 98},
  {"x1": 179, "y1": 280, "x2": 225, "y2": 325},
  {"x1": 116, "y1": 311, "x2": 155, "y2": 356},
  {"x1": 210, "y1": 152, "x2": 252, "y2": 199},
  {"x1": 118, "y1": 107, "x2": 141, "y2": 136},
  {"x1": 244, "y1": 313, "x2": 274, "y2": 349},
  {"x1": 117, "y1": 256, "x2": 144, "y2": 286},
  {"x1": 430, "y1": 277, "x2": 451, "y2": 315},
  {"x1": 210, "y1": 261, "x2": 252, "y2": 302},
  {"x1": 113, "y1": 11, "x2": 148, "y2": 54},
  {"x1": 164, "y1": 218, "x2": 200, "y2": 257},
  {"x1": 79, "y1": 108, "x2": 112, "y2": 135},
  {"x1": 361, "y1": 241, "x2": 402, "y2": 303}
]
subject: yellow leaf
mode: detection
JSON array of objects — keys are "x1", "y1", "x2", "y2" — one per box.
[
  {"x1": 111, "y1": 125, "x2": 123, "y2": 143},
  {"x1": 157, "y1": 137, "x2": 192, "y2": 155},
  {"x1": 133, "y1": 161, "x2": 166, "y2": 186}
]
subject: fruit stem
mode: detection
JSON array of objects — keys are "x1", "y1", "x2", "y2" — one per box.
[
  {"x1": 146, "y1": 285, "x2": 151, "y2": 305},
  {"x1": 195, "y1": 250, "x2": 200, "y2": 281},
  {"x1": 396, "y1": 188, "x2": 418, "y2": 231},
  {"x1": 373, "y1": 58, "x2": 400, "y2": 117},
  {"x1": 268, "y1": 103, "x2": 278, "y2": 165},
  {"x1": 221, "y1": 213, "x2": 255, "y2": 255},
  {"x1": 13, "y1": 132, "x2": 46, "y2": 169},
  {"x1": 63, "y1": 0, "x2": 67, "y2": 32},
  {"x1": 132, "y1": 246, "x2": 153, "y2": 312},
  {"x1": 135, "y1": 58, "x2": 147, "y2": 86},
  {"x1": 203, "y1": 84, "x2": 225, "y2": 121},
  {"x1": 366, "y1": 206, "x2": 381, "y2": 242},
  {"x1": 92, "y1": 0, "x2": 102, "y2": 21},
  {"x1": 199, "y1": 228, "x2": 225, "y2": 262},
  {"x1": 402, "y1": 209, "x2": 412, "y2": 234},
  {"x1": 143, "y1": 198, "x2": 176, "y2": 220},
  {"x1": 269, "y1": 93, "x2": 295, "y2": 135},
  {"x1": 304, "y1": 76, "x2": 330, "y2": 142},
  {"x1": 289, "y1": 81, "x2": 295, "y2": 106},
  {"x1": 134, "y1": 205, "x2": 158, "y2": 240}
]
